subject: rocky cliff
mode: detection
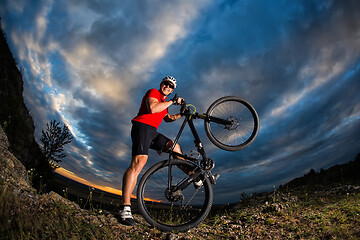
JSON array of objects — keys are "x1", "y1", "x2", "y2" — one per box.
[
  {"x1": 0, "y1": 20, "x2": 48, "y2": 174},
  {"x1": 0, "y1": 125, "x2": 131, "y2": 239}
]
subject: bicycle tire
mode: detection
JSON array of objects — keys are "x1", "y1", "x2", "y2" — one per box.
[
  {"x1": 137, "y1": 159, "x2": 213, "y2": 232},
  {"x1": 204, "y1": 96, "x2": 259, "y2": 151}
]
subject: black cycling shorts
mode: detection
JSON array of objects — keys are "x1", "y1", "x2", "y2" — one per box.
[{"x1": 131, "y1": 121, "x2": 171, "y2": 157}]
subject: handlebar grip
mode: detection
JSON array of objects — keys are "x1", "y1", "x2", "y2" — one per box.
[
  {"x1": 172, "y1": 93, "x2": 178, "y2": 104},
  {"x1": 180, "y1": 100, "x2": 187, "y2": 114}
]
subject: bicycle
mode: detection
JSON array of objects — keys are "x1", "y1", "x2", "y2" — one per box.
[{"x1": 137, "y1": 96, "x2": 259, "y2": 232}]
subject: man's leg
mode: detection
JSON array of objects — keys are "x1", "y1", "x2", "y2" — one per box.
[
  {"x1": 122, "y1": 154, "x2": 148, "y2": 205},
  {"x1": 166, "y1": 140, "x2": 207, "y2": 188},
  {"x1": 119, "y1": 154, "x2": 148, "y2": 225},
  {"x1": 166, "y1": 140, "x2": 194, "y2": 174},
  {"x1": 166, "y1": 141, "x2": 184, "y2": 160}
]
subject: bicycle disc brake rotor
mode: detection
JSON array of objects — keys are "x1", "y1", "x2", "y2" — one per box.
[{"x1": 225, "y1": 116, "x2": 239, "y2": 131}]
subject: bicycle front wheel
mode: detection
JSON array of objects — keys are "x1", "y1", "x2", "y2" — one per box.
[
  {"x1": 204, "y1": 96, "x2": 259, "y2": 151},
  {"x1": 137, "y1": 159, "x2": 213, "y2": 232}
]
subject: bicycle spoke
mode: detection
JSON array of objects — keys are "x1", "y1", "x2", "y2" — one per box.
[
  {"x1": 140, "y1": 161, "x2": 210, "y2": 227},
  {"x1": 185, "y1": 188, "x2": 201, "y2": 208},
  {"x1": 207, "y1": 99, "x2": 257, "y2": 148}
]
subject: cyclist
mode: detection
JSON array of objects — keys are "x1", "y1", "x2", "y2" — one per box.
[{"x1": 118, "y1": 76, "x2": 184, "y2": 226}]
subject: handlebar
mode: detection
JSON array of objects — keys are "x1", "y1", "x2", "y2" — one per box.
[{"x1": 180, "y1": 99, "x2": 187, "y2": 115}]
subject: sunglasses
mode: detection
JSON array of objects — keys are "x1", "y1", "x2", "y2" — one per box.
[{"x1": 163, "y1": 82, "x2": 174, "y2": 89}]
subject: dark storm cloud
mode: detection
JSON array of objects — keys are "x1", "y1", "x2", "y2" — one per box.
[{"x1": 155, "y1": 0, "x2": 360, "y2": 202}]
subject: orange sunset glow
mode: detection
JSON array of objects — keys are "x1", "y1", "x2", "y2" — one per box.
[
  {"x1": 55, "y1": 167, "x2": 135, "y2": 198},
  {"x1": 56, "y1": 167, "x2": 159, "y2": 202}
]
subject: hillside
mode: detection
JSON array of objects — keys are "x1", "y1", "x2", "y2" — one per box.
[
  {"x1": 2, "y1": 125, "x2": 360, "y2": 239},
  {"x1": 280, "y1": 154, "x2": 360, "y2": 191}
]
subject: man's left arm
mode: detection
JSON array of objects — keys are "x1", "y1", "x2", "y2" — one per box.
[
  {"x1": 164, "y1": 113, "x2": 182, "y2": 122},
  {"x1": 164, "y1": 96, "x2": 184, "y2": 122}
]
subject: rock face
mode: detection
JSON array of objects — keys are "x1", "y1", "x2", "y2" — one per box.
[
  {"x1": 0, "y1": 125, "x2": 33, "y2": 196},
  {"x1": 0, "y1": 20, "x2": 46, "y2": 171},
  {"x1": 0, "y1": 125, "x2": 121, "y2": 239}
]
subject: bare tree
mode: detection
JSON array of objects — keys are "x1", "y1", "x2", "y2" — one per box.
[{"x1": 40, "y1": 119, "x2": 73, "y2": 169}]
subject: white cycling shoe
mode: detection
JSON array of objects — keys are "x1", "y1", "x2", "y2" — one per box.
[{"x1": 118, "y1": 205, "x2": 135, "y2": 226}]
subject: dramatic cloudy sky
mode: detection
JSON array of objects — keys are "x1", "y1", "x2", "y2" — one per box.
[{"x1": 1, "y1": 0, "x2": 360, "y2": 204}]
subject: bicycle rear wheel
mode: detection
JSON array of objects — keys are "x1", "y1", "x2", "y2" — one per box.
[
  {"x1": 137, "y1": 159, "x2": 213, "y2": 232},
  {"x1": 204, "y1": 96, "x2": 259, "y2": 151}
]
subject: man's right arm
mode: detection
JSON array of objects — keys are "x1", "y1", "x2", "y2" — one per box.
[{"x1": 147, "y1": 97, "x2": 173, "y2": 114}]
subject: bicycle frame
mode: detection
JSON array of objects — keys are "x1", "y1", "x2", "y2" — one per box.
[{"x1": 166, "y1": 104, "x2": 231, "y2": 191}]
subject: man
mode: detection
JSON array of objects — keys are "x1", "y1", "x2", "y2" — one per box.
[{"x1": 119, "y1": 76, "x2": 184, "y2": 226}]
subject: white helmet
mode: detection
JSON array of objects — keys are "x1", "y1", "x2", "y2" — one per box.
[{"x1": 161, "y1": 76, "x2": 177, "y2": 88}]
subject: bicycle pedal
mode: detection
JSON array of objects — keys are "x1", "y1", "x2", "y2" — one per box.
[{"x1": 193, "y1": 179, "x2": 203, "y2": 189}]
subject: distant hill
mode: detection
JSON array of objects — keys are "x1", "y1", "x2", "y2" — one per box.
[
  {"x1": 47, "y1": 172, "x2": 138, "y2": 212},
  {"x1": 280, "y1": 153, "x2": 360, "y2": 190}
]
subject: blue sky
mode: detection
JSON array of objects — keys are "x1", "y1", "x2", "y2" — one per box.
[{"x1": 1, "y1": 0, "x2": 360, "y2": 204}]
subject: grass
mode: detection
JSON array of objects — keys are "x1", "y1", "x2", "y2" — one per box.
[
  {"x1": 0, "y1": 184, "x2": 117, "y2": 240},
  {"x1": 1, "y1": 151, "x2": 360, "y2": 240},
  {"x1": 1, "y1": 181, "x2": 360, "y2": 239},
  {"x1": 203, "y1": 188, "x2": 360, "y2": 239}
]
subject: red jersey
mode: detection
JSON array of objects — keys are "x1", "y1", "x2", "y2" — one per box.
[{"x1": 132, "y1": 89, "x2": 168, "y2": 129}]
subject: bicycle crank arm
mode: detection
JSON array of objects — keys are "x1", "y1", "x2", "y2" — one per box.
[
  {"x1": 174, "y1": 171, "x2": 203, "y2": 192},
  {"x1": 175, "y1": 170, "x2": 219, "y2": 191}
]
